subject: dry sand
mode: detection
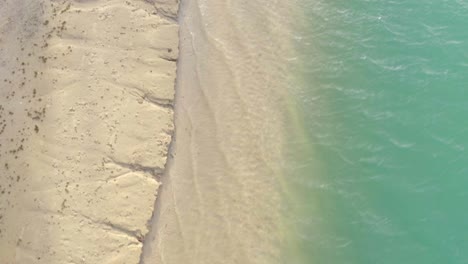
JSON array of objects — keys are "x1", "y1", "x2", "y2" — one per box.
[{"x1": 0, "y1": 0, "x2": 178, "y2": 263}]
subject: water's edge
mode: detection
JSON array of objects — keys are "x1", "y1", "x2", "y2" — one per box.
[{"x1": 139, "y1": 0, "x2": 183, "y2": 262}]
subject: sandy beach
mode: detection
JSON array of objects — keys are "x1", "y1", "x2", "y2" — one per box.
[
  {"x1": 1, "y1": 0, "x2": 298, "y2": 263},
  {"x1": 0, "y1": 0, "x2": 178, "y2": 263}
]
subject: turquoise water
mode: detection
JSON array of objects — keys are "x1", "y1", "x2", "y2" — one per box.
[{"x1": 288, "y1": 1, "x2": 468, "y2": 263}]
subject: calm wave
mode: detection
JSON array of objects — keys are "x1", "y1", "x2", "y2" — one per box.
[{"x1": 287, "y1": 1, "x2": 468, "y2": 263}]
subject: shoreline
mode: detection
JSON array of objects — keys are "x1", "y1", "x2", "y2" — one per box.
[
  {"x1": 142, "y1": 0, "x2": 299, "y2": 263},
  {"x1": 1, "y1": 0, "x2": 301, "y2": 263}
]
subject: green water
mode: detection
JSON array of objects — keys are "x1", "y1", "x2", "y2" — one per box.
[{"x1": 287, "y1": 1, "x2": 468, "y2": 263}]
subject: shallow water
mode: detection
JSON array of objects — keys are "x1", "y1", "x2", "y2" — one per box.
[
  {"x1": 143, "y1": 0, "x2": 298, "y2": 263},
  {"x1": 287, "y1": 0, "x2": 468, "y2": 263}
]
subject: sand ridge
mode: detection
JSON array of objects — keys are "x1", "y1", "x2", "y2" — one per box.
[{"x1": 0, "y1": 0, "x2": 178, "y2": 263}]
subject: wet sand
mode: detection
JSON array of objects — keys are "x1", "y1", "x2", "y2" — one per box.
[{"x1": 141, "y1": 0, "x2": 298, "y2": 263}]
